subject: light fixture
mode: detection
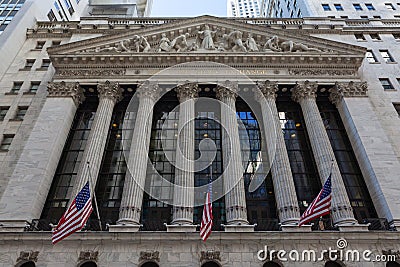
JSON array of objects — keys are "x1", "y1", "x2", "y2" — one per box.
[
  {"x1": 116, "y1": 134, "x2": 121, "y2": 138},
  {"x1": 203, "y1": 133, "x2": 209, "y2": 138},
  {"x1": 291, "y1": 133, "x2": 296, "y2": 138},
  {"x1": 112, "y1": 123, "x2": 118, "y2": 128},
  {"x1": 295, "y1": 123, "x2": 301, "y2": 127},
  {"x1": 204, "y1": 122, "x2": 208, "y2": 127}
]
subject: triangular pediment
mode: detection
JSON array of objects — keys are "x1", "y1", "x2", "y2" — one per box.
[{"x1": 48, "y1": 15, "x2": 365, "y2": 56}]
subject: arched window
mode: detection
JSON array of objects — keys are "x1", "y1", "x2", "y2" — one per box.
[
  {"x1": 19, "y1": 262, "x2": 36, "y2": 267},
  {"x1": 325, "y1": 261, "x2": 343, "y2": 267},
  {"x1": 79, "y1": 262, "x2": 97, "y2": 267},
  {"x1": 140, "y1": 262, "x2": 159, "y2": 267},
  {"x1": 387, "y1": 262, "x2": 400, "y2": 267},
  {"x1": 201, "y1": 261, "x2": 220, "y2": 267},
  {"x1": 263, "y1": 261, "x2": 281, "y2": 267}
]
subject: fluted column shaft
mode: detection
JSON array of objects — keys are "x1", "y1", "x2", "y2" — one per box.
[
  {"x1": 117, "y1": 82, "x2": 160, "y2": 226},
  {"x1": 293, "y1": 81, "x2": 357, "y2": 226},
  {"x1": 171, "y1": 83, "x2": 199, "y2": 225},
  {"x1": 72, "y1": 81, "x2": 122, "y2": 197},
  {"x1": 257, "y1": 81, "x2": 300, "y2": 225},
  {"x1": 217, "y1": 81, "x2": 248, "y2": 225}
]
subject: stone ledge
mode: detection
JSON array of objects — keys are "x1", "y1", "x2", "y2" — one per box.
[
  {"x1": 223, "y1": 224, "x2": 255, "y2": 232},
  {"x1": 281, "y1": 224, "x2": 313, "y2": 232},
  {"x1": 166, "y1": 224, "x2": 197, "y2": 232},
  {"x1": 108, "y1": 224, "x2": 140, "y2": 233},
  {"x1": 338, "y1": 224, "x2": 370, "y2": 232}
]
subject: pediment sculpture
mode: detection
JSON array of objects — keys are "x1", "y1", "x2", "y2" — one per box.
[{"x1": 85, "y1": 25, "x2": 324, "y2": 54}]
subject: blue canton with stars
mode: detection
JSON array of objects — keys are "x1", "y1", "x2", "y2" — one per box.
[
  {"x1": 319, "y1": 174, "x2": 332, "y2": 201},
  {"x1": 76, "y1": 182, "x2": 91, "y2": 210}
]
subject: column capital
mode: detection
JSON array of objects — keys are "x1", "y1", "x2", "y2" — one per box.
[
  {"x1": 175, "y1": 81, "x2": 200, "y2": 102},
  {"x1": 47, "y1": 81, "x2": 85, "y2": 106},
  {"x1": 329, "y1": 81, "x2": 368, "y2": 106},
  {"x1": 292, "y1": 81, "x2": 318, "y2": 103},
  {"x1": 216, "y1": 80, "x2": 238, "y2": 100},
  {"x1": 97, "y1": 81, "x2": 123, "y2": 102},
  {"x1": 256, "y1": 80, "x2": 279, "y2": 101},
  {"x1": 136, "y1": 80, "x2": 161, "y2": 101}
]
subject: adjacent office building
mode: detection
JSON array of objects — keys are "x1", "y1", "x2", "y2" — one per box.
[{"x1": 227, "y1": 0, "x2": 262, "y2": 17}]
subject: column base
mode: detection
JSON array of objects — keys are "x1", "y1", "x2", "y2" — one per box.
[
  {"x1": 338, "y1": 223, "x2": 369, "y2": 232},
  {"x1": 166, "y1": 224, "x2": 197, "y2": 232},
  {"x1": 108, "y1": 224, "x2": 141, "y2": 233},
  {"x1": 0, "y1": 220, "x2": 28, "y2": 232},
  {"x1": 224, "y1": 224, "x2": 255, "y2": 232},
  {"x1": 281, "y1": 224, "x2": 312, "y2": 232}
]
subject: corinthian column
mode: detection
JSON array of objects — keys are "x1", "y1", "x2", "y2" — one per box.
[
  {"x1": 113, "y1": 81, "x2": 160, "y2": 232},
  {"x1": 256, "y1": 81, "x2": 300, "y2": 226},
  {"x1": 292, "y1": 81, "x2": 360, "y2": 228},
  {"x1": 72, "y1": 81, "x2": 122, "y2": 197},
  {"x1": 168, "y1": 82, "x2": 199, "y2": 232},
  {"x1": 216, "y1": 81, "x2": 252, "y2": 231}
]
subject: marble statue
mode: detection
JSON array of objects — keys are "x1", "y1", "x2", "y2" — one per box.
[
  {"x1": 169, "y1": 33, "x2": 190, "y2": 52},
  {"x1": 245, "y1": 33, "x2": 259, "y2": 52},
  {"x1": 197, "y1": 25, "x2": 217, "y2": 50},
  {"x1": 157, "y1": 33, "x2": 171, "y2": 52},
  {"x1": 131, "y1": 35, "x2": 151, "y2": 53},
  {"x1": 223, "y1": 30, "x2": 247, "y2": 52},
  {"x1": 264, "y1": 36, "x2": 282, "y2": 52},
  {"x1": 280, "y1": 40, "x2": 322, "y2": 52}
]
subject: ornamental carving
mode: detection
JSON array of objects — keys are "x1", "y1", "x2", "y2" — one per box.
[
  {"x1": 139, "y1": 251, "x2": 160, "y2": 262},
  {"x1": 57, "y1": 69, "x2": 126, "y2": 77},
  {"x1": 216, "y1": 80, "x2": 238, "y2": 100},
  {"x1": 257, "y1": 80, "x2": 279, "y2": 100},
  {"x1": 47, "y1": 81, "x2": 85, "y2": 106},
  {"x1": 136, "y1": 80, "x2": 161, "y2": 101},
  {"x1": 78, "y1": 251, "x2": 99, "y2": 262},
  {"x1": 288, "y1": 69, "x2": 356, "y2": 76},
  {"x1": 79, "y1": 24, "x2": 329, "y2": 54},
  {"x1": 200, "y1": 251, "x2": 221, "y2": 262},
  {"x1": 17, "y1": 251, "x2": 39, "y2": 263},
  {"x1": 175, "y1": 81, "x2": 200, "y2": 101},
  {"x1": 97, "y1": 81, "x2": 123, "y2": 102},
  {"x1": 292, "y1": 81, "x2": 318, "y2": 103}
]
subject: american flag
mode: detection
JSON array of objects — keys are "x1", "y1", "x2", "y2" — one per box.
[
  {"x1": 52, "y1": 182, "x2": 93, "y2": 244},
  {"x1": 200, "y1": 168, "x2": 213, "y2": 241},
  {"x1": 298, "y1": 174, "x2": 332, "y2": 227}
]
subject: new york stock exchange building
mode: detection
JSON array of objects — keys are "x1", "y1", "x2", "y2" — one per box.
[{"x1": 1, "y1": 15, "x2": 400, "y2": 267}]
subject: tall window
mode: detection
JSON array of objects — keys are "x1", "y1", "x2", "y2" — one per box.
[
  {"x1": 370, "y1": 33, "x2": 381, "y2": 41},
  {"x1": 317, "y1": 98, "x2": 378, "y2": 222},
  {"x1": 29, "y1": 82, "x2": 40, "y2": 93},
  {"x1": 379, "y1": 78, "x2": 395, "y2": 90},
  {"x1": 334, "y1": 4, "x2": 344, "y2": 11},
  {"x1": 41, "y1": 92, "x2": 98, "y2": 222},
  {"x1": 0, "y1": 107, "x2": 9, "y2": 121},
  {"x1": 13, "y1": 106, "x2": 28, "y2": 121},
  {"x1": 365, "y1": 3, "x2": 375, "y2": 10},
  {"x1": 385, "y1": 3, "x2": 396, "y2": 10},
  {"x1": 366, "y1": 50, "x2": 378, "y2": 63},
  {"x1": 11, "y1": 82, "x2": 23, "y2": 93},
  {"x1": 0, "y1": 134, "x2": 14, "y2": 150},
  {"x1": 353, "y1": 4, "x2": 363, "y2": 11}
]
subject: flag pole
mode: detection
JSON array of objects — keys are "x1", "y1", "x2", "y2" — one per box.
[{"x1": 86, "y1": 162, "x2": 103, "y2": 231}]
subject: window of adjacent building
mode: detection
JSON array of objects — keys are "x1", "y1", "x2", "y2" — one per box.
[
  {"x1": 334, "y1": 4, "x2": 344, "y2": 11},
  {"x1": 379, "y1": 78, "x2": 395, "y2": 90},
  {"x1": 0, "y1": 107, "x2": 9, "y2": 121},
  {"x1": 11, "y1": 82, "x2": 23, "y2": 93},
  {"x1": 380, "y1": 50, "x2": 395, "y2": 62},
  {"x1": 365, "y1": 3, "x2": 375, "y2": 10},
  {"x1": 24, "y1": 59, "x2": 35, "y2": 69},
  {"x1": 52, "y1": 40, "x2": 61, "y2": 46},
  {"x1": 353, "y1": 4, "x2": 363, "y2": 11},
  {"x1": 385, "y1": 3, "x2": 396, "y2": 10},
  {"x1": 14, "y1": 106, "x2": 28, "y2": 121},
  {"x1": 394, "y1": 103, "x2": 400, "y2": 116},
  {"x1": 373, "y1": 15, "x2": 381, "y2": 18},
  {"x1": 47, "y1": 10, "x2": 56, "y2": 21},
  {"x1": 366, "y1": 50, "x2": 378, "y2": 62},
  {"x1": 64, "y1": 0, "x2": 74, "y2": 15},
  {"x1": 393, "y1": 33, "x2": 400, "y2": 40},
  {"x1": 370, "y1": 33, "x2": 381, "y2": 40},
  {"x1": 0, "y1": 135, "x2": 14, "y2": 151},
  {"x1": 41, "y1": 59, "x2": 51, "y2": 69},
  {"x1": 35, "y1": 41, "x2": 45, "y2": 49},
  {"x1": 29, "y1": 82, "x2": 40, "y2": 93},
  {"x1": 322, "y1": 4, "x2": 331, "y2": 11},
  {"x1": 340, "y1": 15, "x2": 349, "y2": 18},
  {"x1": 355, "y1": 33, "x2": 366, "y2": 41},
  {"x1": 360, "y1": 15, "x2": 368, "y2": 19}
]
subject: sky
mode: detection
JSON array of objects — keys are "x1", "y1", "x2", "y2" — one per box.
[{"x1": 151, "y1": 0, "x2": 227, "y2": 17}]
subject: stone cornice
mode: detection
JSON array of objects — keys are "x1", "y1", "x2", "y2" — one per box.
[{"x1": 47, "y1": 81, "x2": 85, "y2": 106}]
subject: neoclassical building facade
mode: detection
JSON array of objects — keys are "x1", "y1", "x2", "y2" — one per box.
[{"x1": 0, "y1": 15, "x2": 400, "y2": 267}]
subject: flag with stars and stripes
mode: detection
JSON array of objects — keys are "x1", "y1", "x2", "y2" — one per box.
[
  {"x1": 298, "y1": 174, "x2": 332, "y2": 227},
  {"x1": 200, "y1": 168, "x2": 213, "y2": 241},
  {"x1": 52, "y1": 182, "x2": 93, "y2": 244}
]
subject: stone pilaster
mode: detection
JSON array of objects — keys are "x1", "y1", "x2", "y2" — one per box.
[
  {"x1": 0, "y1": 82, "x2": 84, "y2": 231},
  {"x1": 256, "y1": 81, "x2": 300, "y2": 226},
  {"x1": 216, "y1": 81, "x2": 250, "y2": 230},
  {"x1": 330, "y1": 82, "x2": 400, "y2": 229},
  {"x1": 72, "y1": 81, "x2": 122, "y2": 197},
  {"x1": 114, "y1": 81, "x2": 160, "y2": 231},
  {"x1": 292, "y1": 81, "x2": 359, "y2": 228},
  {"x1": 170, "y1": 82, "x2": 199, "y2": 230}
]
